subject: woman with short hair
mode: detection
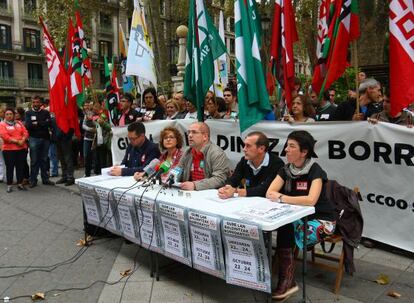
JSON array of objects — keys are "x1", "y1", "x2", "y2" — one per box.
[
  {"x1": 0, "y1": 108, "x2": 29, "y2": 192},
  {"x1": 266, "y1": 130, "x2": 335, "y2": 300}
]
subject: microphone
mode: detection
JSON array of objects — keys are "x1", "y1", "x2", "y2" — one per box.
[
  {"x1": 142, "y1": 158, "x2": 160, "y2": 178},
  {"x1": 147, "y1": 160, "x2": 172, "y2": 181}
]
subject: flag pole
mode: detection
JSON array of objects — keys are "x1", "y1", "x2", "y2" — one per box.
[{"x1": 352, "y1": 41, "x2": 360, "y2": 115}]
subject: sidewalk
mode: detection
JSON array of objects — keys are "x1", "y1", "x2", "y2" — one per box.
[{"x1": 37, "y1": 171, "x2": 414, "y2": 302}]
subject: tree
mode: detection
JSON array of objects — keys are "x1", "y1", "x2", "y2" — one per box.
[{"x1": 36, "y1": 0, "x2": 102, "y2": 49}]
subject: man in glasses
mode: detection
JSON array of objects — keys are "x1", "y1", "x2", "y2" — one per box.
[{"x1": 177, "y1": 122, "x2": 230, "y2": 191}]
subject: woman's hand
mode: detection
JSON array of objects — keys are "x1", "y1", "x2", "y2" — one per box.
[
  {"x1": 266, "y1": 191, "x2": 282, "y2": 202},
  {"x1": 133, "y1": 172, "x2": 144, "y2": 181}
]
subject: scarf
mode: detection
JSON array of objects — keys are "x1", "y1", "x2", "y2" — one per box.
[
  {"x1": 284, "y1": 158, "x2": 315, "y2": 193},
  {"x1": 5, "y1": 120, "x2": 16, "y2": 126}
]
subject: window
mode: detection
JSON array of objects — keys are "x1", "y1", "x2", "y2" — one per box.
[
  {"x1": 229, "y1": 38, "x2": 235, "y2": 55},
  {"x1": 0, "y1": 24, "x2": 11, "y2": 50},
  {"x1": 28, "y1": 63, "x2": 43, "y2": 80},
  {"x1": 0, "y1": 0, "x2": 7, "y2": 9},
  {"x1": 23, "y1": 28, "x2": 40, "y2": 53},
  {"x1": 227, "y1": 17, "x2": 234, "y2": 32},
  {"x1": 99, "y1": 40, "x2": 112, "y2": 58},
  {"x1": 0, "y1": 60, "x2": 13, "y2": 78},
  {"x1": 24, "y1": 0, "x2": 36, "y2": 12},
  {"x1": 99, "y1": 69, "x2": 107, "y2": 85},
  {"x1": 100, "y1": 12, "x2": 111, "y2": 27}
]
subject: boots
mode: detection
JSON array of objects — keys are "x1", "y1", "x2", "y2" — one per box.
[{"x1": 272, "y1": 247, "x2": 299, "y2": 300}]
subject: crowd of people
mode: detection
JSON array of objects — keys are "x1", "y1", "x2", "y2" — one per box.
[{"x1": 1, "y1": 73, "x2": 409, "y2": 300}]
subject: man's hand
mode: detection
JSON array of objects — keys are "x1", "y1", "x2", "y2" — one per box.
[
  {"x1": 109, "y1": 166, "x2": 123, "y2": 176},
  {"x1": 218, "y1": 185, "x2": 236, "y2": 199},
  {"x1": 352, "y1": 113, "x2": 364, "y2": 121},
  {"x1": 180, "y1": 181, "x2": 195, "y2": 191}
]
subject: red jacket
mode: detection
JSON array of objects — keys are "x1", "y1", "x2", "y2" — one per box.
[{"x1": 0, "y1": 121, "x2": 29, "y2": 151}]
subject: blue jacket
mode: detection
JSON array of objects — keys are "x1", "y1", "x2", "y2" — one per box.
[{"x1": 121, "y1": 137, "x2": 160, "y2": 176}]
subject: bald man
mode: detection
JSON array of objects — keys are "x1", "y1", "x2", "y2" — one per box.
[{"x1": 177, "y1": 122, "x2": 230, "y2": 191}]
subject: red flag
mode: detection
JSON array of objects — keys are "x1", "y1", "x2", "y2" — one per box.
[
  {"x1": 389, "y1": 0, "x2": 414, "y2": 116},
  {"x1": 75, "y1": 10, "x2": 92, "y2": 86},
  {"x1": 319, "y1": 0, "x2": 360, "y2": 94},
  {"x1": 39, "y1": 17, "x2": 70, "y2": 133},
  {"x1": 311, "y1": 0, "x2": 338, "y2": 94},
  {"x1": 269, "y1": 0, "x2": 298, "y2": 110}
]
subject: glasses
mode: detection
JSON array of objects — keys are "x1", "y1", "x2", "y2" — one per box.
[{"x1": 188, "y1": 130, "x2": 204, "y2": 135}]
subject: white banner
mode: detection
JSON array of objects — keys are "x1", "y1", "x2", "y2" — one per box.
[{"x1": 111, "y1": 120, "x2": 414, "y2": 253}]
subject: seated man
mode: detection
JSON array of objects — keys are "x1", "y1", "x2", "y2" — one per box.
[
  {"x1": 110, "y1": 122, "x2": 160, "y2": 176},
  {"x1": 218, "y1": 131, "x2": 284, "y2": 199},
  {"x1": 178, "y1": 122, "x2": 230, "y2": 191}
]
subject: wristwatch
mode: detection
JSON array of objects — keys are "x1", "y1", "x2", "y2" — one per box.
[{"x1": 277, "y1": 194, "x2": 284, "y2": 203}]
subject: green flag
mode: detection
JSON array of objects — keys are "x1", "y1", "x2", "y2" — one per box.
[
  {"x1": 184, "y1": 0, "x2": 227, "y2": 121},
  {"x1": 235, "y1": 0, "x2": 271, "y2": 133}
]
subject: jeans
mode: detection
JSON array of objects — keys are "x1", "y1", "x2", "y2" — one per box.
[
  {"x1": 3, "y1": 149, "x2": 26, "y2": 185},
  {"x1": 48, "y1": 142, "x2": 58, "y2": 176},
  {"x1": 29, "y1": 137, "x2": 50, "y2": 184}
]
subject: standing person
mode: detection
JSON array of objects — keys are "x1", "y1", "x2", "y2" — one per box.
[
  {"x1": 25, "y1": 96, "x2": 55, "y2": 187},
  {"x1": 183, "y1": 99, "x2": 198, "y2": 119},
  {"x1": 49, "y1": 112, "x2": 59, "y2": 177},
  {"x1": 142, "y1": 87, "x2": 165, "y2": 121},
  {"x1": 0, "y1": 108, "x2": 29, "y2": 192},
  {"x1": 222, "y1": 88, "x2": 238, "y2": 119},
  {"x1": 164, "y1": 99, "x2": 182, "y2": 120},
  {"x1": 266, "y1": 131, "x2": 336, "y2": 300},
  {"x1": 311, "y1": 90, "x2": 336, "y2": 121},
  {"x1": 56, "y1": 127, "x2": 75, "y2": 186},
  {"x1": 15, "y1": 107, "x2": 30, "y2": 183},
  {"x1": 82, "y1": 102, "x2": 96, "y2": 177},
  {"x1": 328, "y1": 88, "x2": 337, "y2": 107},
  {"x1": 92, "y1": 101, "x2": 112, "y2": 173},
  {"x1": 118, "y1": 93, "x2": 140, "y2": 126},
  {"x1": 283, "y1": 95, "x2": 315, "y2": 123},
  {"x1": 0, "y1": 107, "x2": 5, "y2": 183}
]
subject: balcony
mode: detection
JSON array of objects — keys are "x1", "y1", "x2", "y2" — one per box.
[
  {"x1": 0, "y1": 3, "x2": 13, "y2": 18},
  {"x1": 24, "y1": 79, "x2": 48, "y2": 90},
  {"x1": 22, "y1": 8, "x2": 36, "y2": 22},
  {"x1": 98, "y1": 24, "x2": 113, "y2": 36},
  {"x1": 0, "y1": 78, "x2": 19, "y2": 88}
]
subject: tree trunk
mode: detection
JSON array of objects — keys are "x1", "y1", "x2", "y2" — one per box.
[
  {"x1": 357, "y1": 0, "x2": 388, "y2": 66},
  {"x1": 145, "y1": 0, "x2": 170, "y2": 85}
]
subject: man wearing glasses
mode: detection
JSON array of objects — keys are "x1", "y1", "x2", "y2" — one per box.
[
  {"x1": 177, "y1": 122, "x2": 230, "y2": 191},
  {"x1": 109, "y1": 122, "x2": 160, "y2": 176}
]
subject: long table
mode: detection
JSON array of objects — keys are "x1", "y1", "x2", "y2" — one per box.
[{"x1": 76, "y1": 175, "x2": 315, "y2": 302}]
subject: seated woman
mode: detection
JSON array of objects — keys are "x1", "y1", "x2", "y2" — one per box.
[
  {"x1": 266, "y1": 130, "x2": 335, "y2": 300},
  {"x1": 204, "y1": 98, "x2": 223, "y2": 119},
  {"x1": 134, "y1": 126, "x2": 183, "y2": 183},
  {"x1": 282, "y1": 95, "x2": 315, "y2": 123}
]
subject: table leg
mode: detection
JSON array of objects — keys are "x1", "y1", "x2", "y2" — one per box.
[
  {"x1": 150, "y1": 252, "x2": 154, "y2": 278},
  {"x1": 300, "y1": 216, "x2": 308, "y2": 303},
  {"x1": 155, "y1": 252, "x2": 160, "y2": 281},
  {"x1": 266, "y1": 231, "x2": 273, "y2": 303}
]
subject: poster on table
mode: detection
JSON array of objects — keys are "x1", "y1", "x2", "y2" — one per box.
[
  {"x1": 157, "y1": 202, "x2": 192, "y2": 266},
  {"x1": 188, "y1": 210, "x2": 226, "y2": 278},
  {"x1": 112, "y1": 189, "x2": 140, "y2": 244},
  {"x1": 111, "y1": 120, "x2": 414, "y2": 252},
  {"x1": 135, "y1": 196, "x2": 163, "y2": 253},
  {"x1": 94, "y1": 186, "x2": 120, "y2": 235},
  {"x1": 221, "y1": 219, "x2": 271, "y2": 293},
  {"x1": 78, "y1": 182, "x2": 101, "y2": 226}
]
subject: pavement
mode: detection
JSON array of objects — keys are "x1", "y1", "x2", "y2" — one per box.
[{"x1": 0, "y1": 169, "x2": 413, "y2": 303}]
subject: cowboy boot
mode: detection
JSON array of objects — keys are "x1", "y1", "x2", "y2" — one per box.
[{"x1": 272, "y1": 247, "x2": 299, "y2": 300}]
